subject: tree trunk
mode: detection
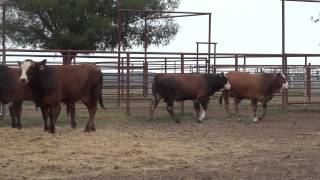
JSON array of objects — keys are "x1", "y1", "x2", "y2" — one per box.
[{"x1": 61, "y1": 52, "x2": 77, "y2": 65}]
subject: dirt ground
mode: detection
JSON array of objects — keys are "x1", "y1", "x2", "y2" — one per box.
[{"x1": 1, "y1": 105, "x2": 320, "y2": 180}]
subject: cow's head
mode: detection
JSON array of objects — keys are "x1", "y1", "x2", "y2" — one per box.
[
  {"x1": 276, "y1": 72, "x2": 289, "y2": 92},
  {"x1": 219, "y1": 72, "x2": 231, "y2": 91},
  {"x1": 18, "y1": 59, "x2": 47, "y2": 83}
]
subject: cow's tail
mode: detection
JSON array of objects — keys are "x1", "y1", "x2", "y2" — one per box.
[{"x1": 96, "y1": 66, "x2": 105, "y2": 109}]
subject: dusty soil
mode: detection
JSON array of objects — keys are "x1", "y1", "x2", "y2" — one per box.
[{"x1": 1, "y1": 106, "x2": 320, "y2": 180}]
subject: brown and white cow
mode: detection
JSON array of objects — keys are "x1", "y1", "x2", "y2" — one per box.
[
  {"x1": 0, "y1": 65, "x2": 77, "y2": 130},
  {"x1": 0, "y1": 65, "x2": 33, "y2": 129},
  {"x1": 150, "y1": 73, "x2": 231, "y2": 123},
  {"x1": 19, "y1": 59, "x2": 105, "y2": 133},
  {"x1": 220, "y1": 71, "x2": 289, "y2": 122}
]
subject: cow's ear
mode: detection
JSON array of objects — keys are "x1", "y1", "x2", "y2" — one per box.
[
  {"x1": 40, "y1": 59, "x2": 47, "y2": 65},
  {"x1": 39, "y1": 59, "x2": 47, "y2": 70},
  {"x1": 220, "y1": 72, "x2": 224, "y2": 77}
]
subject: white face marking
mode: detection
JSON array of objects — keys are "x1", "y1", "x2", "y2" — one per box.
[
  {"x1": 225, "y1": 81, "x2": 231, "y2": 90},
  {"x1": 219, "y1": 81, "x2": 231, "y2": 92},
  {"x1": 198, "y1": 110, "x2": 206, "y2": 122},
  {"x1": 19, "y1": 60, "x2": 32, "y2": 83},
  {"x1": 279, "y1": 73, "x2": 289, "y2": 92},
  {"x1": 280, "y1": 81, "x2": 289, "y2": 92}
]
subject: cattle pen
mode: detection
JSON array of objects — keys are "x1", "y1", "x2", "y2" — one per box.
[
  {"x1": 1, "y1": 49, "x2": 320, "y2": 179},
  {"x1": 2, "y1": 1, "x2": 320, "y2": 179},
  {"x1": 1, "y1": 49, "x2": 320, "y2": 114}
]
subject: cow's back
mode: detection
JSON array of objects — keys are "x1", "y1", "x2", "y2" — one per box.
[
  {"x1": 54, "y1": 64, "x2": 101, "y2": 102},
  {"x1": 153, "y1": 74, "x2": 207, "y2": 100},
  {"x1": 227, "y1": 71, "x2": 275, "y2": 99}
]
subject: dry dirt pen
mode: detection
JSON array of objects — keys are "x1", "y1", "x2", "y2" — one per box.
[{"x1": 0, "y1": 101, "x2": 320, "y2": 180}]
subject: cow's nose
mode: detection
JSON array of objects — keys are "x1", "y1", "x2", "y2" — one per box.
[{"x1": 20, "y1": 78, "x2": 27, "y2": 83}]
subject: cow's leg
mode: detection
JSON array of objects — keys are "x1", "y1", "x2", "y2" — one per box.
[
  {"x1": 48, "y1": 104, "x2": 61, "y2": 133},
  {"x1": 193, "y1": 100, "x2": 200, "y2": 119},
  {"x1": 198, "y1": 99, "x2": 208, "y2": 123},
  {"x1": 9, "y1": 104, "x2": 17, "y2": 128},
  {"x1": 166, "y1": 100, "x2": 180, "y2": 123},
  {"x1": 9, "y1": 102, "x2": 23, "y2": 129},
  {"x1": 234, "y1": 97, "x2": 241, "y2": 116},
  {"x1": 14, "y1": 102, "x2": 23, "y2": 129},
  {"x1": 149, "y1": 94, "x2": 161, "y2": 121},
  {"x1": 67, "y1": 103, "x2": 76, "y2": 129},
  {"x1": 85, "y1": 104, "x2": 97, "y2": 132},
  {"x1": 40, "y1": 106, "x2": 49, "y2": 131},
  {"x1": 260, "y1": 102, "x2": 267, "y2": 120},
  {"x1": 222, "y1": 91, "x2": 230, "y2": 118},
  {"x1": 251, "y1": 99, "x2": 258, "y2": 122},
  {"x1": 82, "y1": 97, "x2": 98, "y2": 132}
]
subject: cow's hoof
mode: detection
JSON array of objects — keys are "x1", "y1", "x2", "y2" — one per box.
[
  {"x1": 84, "y1": 128, "x2": 92, "y2": 132},
  {"x1": 253, "y1": 117, "x2": 258, "y2": 123},
  {"x1": 48, "y1": 130, "x2": 55, "y2": 134},
  {"x1": 174, "y1": 119, "x2": 181, "y2": 123},
  {"x1": 197, "y1": 120, "x2": 203, "y2": 123}
]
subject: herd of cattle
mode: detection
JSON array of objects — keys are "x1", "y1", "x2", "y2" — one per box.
[{"x1": 0, "y1": 59, "x2": 289, "y2": 133}]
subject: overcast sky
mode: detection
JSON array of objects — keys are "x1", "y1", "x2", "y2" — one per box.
[{"x1": 143, "y1": 0, "x2": 320, "y2": 54}]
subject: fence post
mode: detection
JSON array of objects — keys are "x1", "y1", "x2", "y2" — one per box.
[
  {"x1": 305, "y1": 62, "x2": 311, "y2": 104},
  {"x1": 235, "y1": 55, "x2": 238, "y2": 71},
  {"x1": 196, "y1": 42, "x2": 199, "y2": 73},
  {"x1": 243, "y1": 56, "x2": 246, "y2": 72},
  {"x1": 121, "y1": 57, "x2": 124, "y2": 99},
  {"x1": 143, "y1": 61, "x2": 148, "y2": 97},
  {"x1": 181, "y1": 54, "x2": 184, "y2": 114},
  {"x1": 164, "y1": 58, "x2": 167, "y2": 73},
  {"x1": 282, "y1": 55, "x2": 288, "y2": 109},
  {"x1": 126, "y1": 53, "x2": 130, "y2": 115},
  {"x1": 1, "y1": 4, "x2": 6, "y2": 119}
]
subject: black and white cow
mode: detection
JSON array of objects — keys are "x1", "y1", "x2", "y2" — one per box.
[{"x1": 150, "y1": 73, "x2": 231, "y2": 123}]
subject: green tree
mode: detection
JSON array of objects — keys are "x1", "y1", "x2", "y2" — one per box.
[{"x1": 6, "y1": 0, "x2": 180, "y2": 64}]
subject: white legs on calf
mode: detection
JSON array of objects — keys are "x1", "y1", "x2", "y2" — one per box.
[{"x1": 198, "y1": 110, "x2": 206, "y2": 122}]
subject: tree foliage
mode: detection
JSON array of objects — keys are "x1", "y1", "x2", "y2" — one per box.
[{"x1": 6, "y1": 0, "x2": 180, "y2": 53}]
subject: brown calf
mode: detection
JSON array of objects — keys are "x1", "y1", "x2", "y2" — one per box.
[{"x1": 220, "y1": 71, "x2": 289, "y2": 122}]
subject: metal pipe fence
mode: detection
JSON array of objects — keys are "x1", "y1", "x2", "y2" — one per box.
[{"x1": 1, "y1": 49, "x2": 320, "y2": 115}]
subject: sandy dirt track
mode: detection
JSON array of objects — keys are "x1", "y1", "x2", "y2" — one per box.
[{"x1": 0, "y1": 108, "x2": 320, "y2": 179}]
